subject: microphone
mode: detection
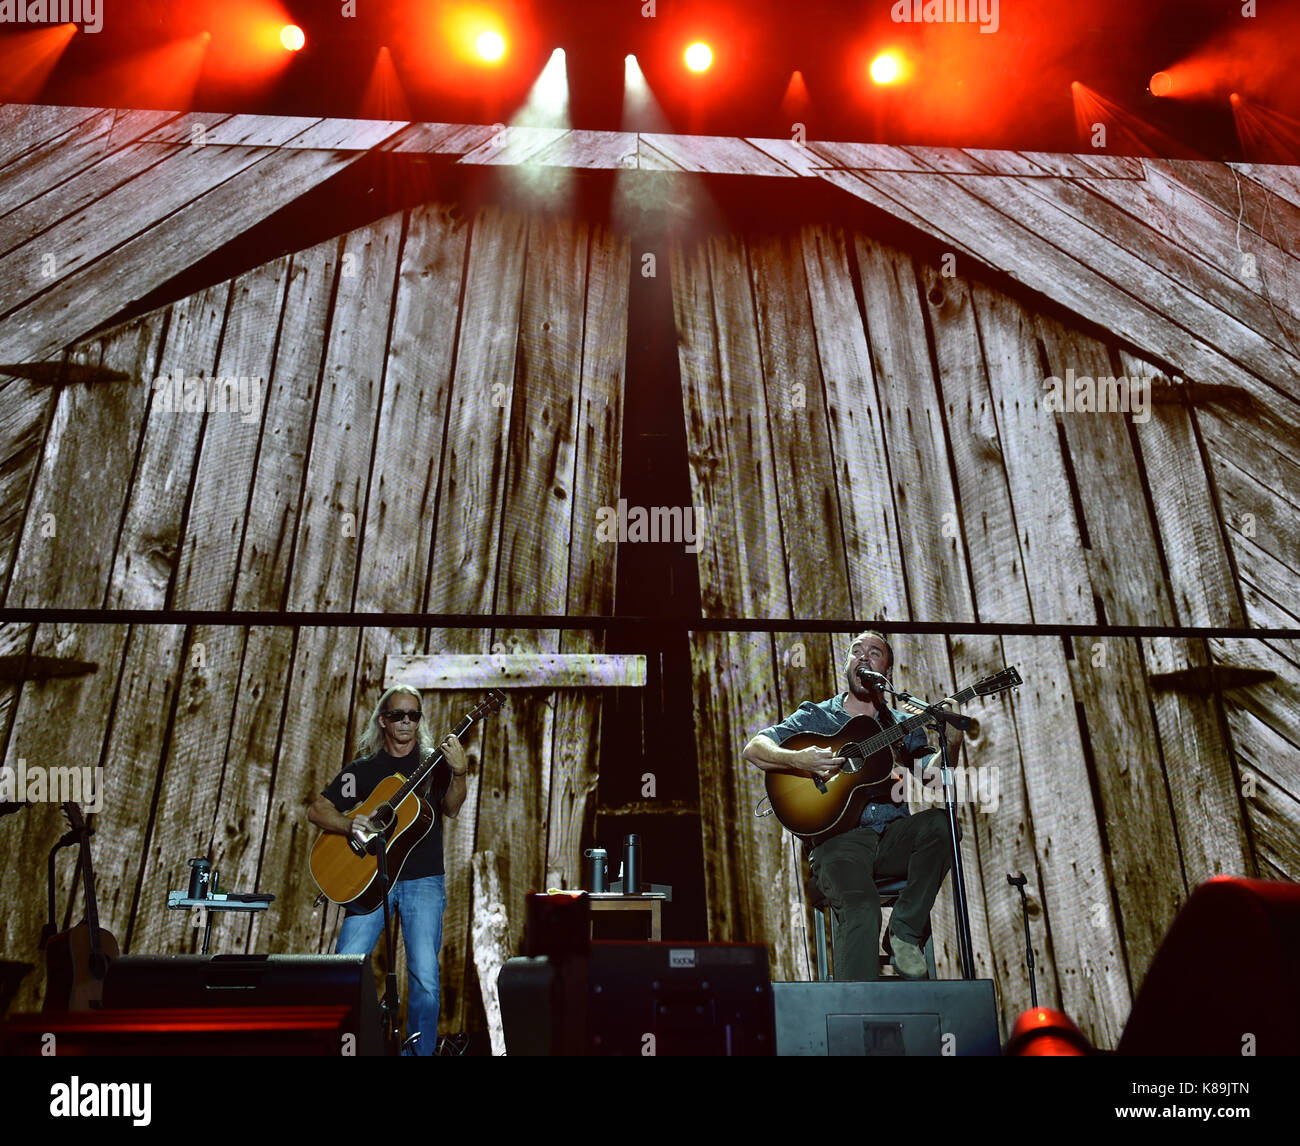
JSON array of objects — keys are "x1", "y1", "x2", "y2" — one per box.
[{"x1": 856, "y1": 666, "x2": 890, "y2": 689}]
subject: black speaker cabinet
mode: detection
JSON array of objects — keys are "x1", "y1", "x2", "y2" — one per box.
[
  {"x1": 100, "y1": 954, "x2": 382, "y2": 1056},
  {"x1": 500, "y1": 941, "x2": 775, "y2": 1055},
  {"x1": 773, "y1": 980, "x2": 1001, "y2": 1055}
]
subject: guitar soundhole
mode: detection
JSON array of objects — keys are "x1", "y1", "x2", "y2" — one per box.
[{"x1": 372, "y1": 804, "x2": 393, "y2": 832}]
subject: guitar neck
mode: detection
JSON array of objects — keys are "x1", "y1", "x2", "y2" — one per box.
[
  {"x1": 853, "y1": 684, "x2": 978, "y2": 759},
  {"x1": 391, "y1": 712, "x2": 475, "y2": 804}
]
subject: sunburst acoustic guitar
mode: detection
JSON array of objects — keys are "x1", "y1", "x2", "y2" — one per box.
[{"x1": 764, "y1": 668, "x2": 1022, "y2": 845}]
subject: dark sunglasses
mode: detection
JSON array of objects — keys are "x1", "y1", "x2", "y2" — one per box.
[{"x1": 384, "y1": 710, "x2": 422, "y2": 723}]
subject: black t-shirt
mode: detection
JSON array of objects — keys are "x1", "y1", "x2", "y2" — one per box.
[{"x1": 321, "y1": 749, "x2": 451, "y2": 880}]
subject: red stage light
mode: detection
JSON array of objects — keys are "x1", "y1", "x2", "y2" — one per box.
[
  {"x1": 280, "y1": 24, "x2": 305, "y2": 52},
  {"x1": 476, "y1": 30, "x2": 506, "y2": 62},
  {"x1": 870, "y1": 53, "x2": 901, "y2": 85},
  {"x1": 1149, "y1": 71, "x2": 1172, "y2": 97},
  {"x1": 684, "y1": 42, "x2": 713, "y2": 73}
]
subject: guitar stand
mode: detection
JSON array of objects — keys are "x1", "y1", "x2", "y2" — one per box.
[
  {"x1": 892, "y1": 687, "x2": 978, "y2": 980},
  {"x1": 42, "y1": 826, "x2": 87, "y2": 949}
]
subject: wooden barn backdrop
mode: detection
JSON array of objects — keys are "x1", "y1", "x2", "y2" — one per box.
[{"x1": 0, "y1": 103, "x2": 1297, "y2": 1049}]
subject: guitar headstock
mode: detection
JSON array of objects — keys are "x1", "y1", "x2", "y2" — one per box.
[
  {"x1": 471, "y1": 690, "x2": 508, "y2": 720},
  {"x1": 973, "y1": 666, "x2": 1022, "y2": 696}
]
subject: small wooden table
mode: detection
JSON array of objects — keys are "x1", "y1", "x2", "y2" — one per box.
[{"x1": 587, "y1": 893, "x2": 665, "y2": 940}]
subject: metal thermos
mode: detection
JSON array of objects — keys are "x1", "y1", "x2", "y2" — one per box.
[
  {"x1": 584, "y1": 847, "x2": 608, "y2": 893},
  {"x1": 187, "y1": 857, "x2": 212, "y2": 900},
  {"x1": 622, "y1": 833, "x2": 641, "y2": 897}
]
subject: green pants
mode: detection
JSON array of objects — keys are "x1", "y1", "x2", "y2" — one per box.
[{"x1": 810, "y1": 808, "x2": 953, "y2": 981}]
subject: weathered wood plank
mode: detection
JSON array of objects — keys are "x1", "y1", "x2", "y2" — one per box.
[
  {"x1": 424, "y1": 206, "x2": 526, "y2": 616},
  {"x1": 1008, "y1": 158, "x2": 1300, "y2": 358},
  {"x1": 773, "y1": 631, "x2": 835, "y2": 981},
  {"x1": 639, "y1": 134, "x2": 798, "y2": 176},
  {"x1": 1223, "y1": 707, "x2": 1300, "y2": 879},
  {"x1": 390, "y1": 653, "x2": 646, "y2": 689},
  {"x1": 473, "y1": 689, "x2": 549, "y2": 961},
  {"x1": 214, "y1": 626, "x2": 295, "y2": 955},
  {"x1": 544, "y1": 224, "x2": 628, "y2": 892},
  {"x1": 174, "y1": 259, "x2": 289, "y2": 610},
  {"x1": 108, "y1": 284, "x2": 230, "y2": 609},
  {"x1": 230, "y1": 238, "x2": 336, "y2": 611},
  {"x1": 1068, "y1": 637, "x2": 1185, "y2": 986},
  {"x1": 895, "y1": 634, "x2": 997, "y2": 989},
  {"x1": 0, "y1": 104, "x2": 106, "y2": 170},
  {"x1": 354, "y1": 204, "x2": 466, "y2": 613},
  {"x1": 829, "y1": 167, "x2": 1300, "y2": 407},
  {"x1": 423, "y1": 204, "x2": 528, "y2": 1031},
  {"x1": 286, "y1": 213, "x2": 403, "y2": 611},
  {"x1": 920, "y1": 263, "x2": 1032, "y2": 624},
  {"x1": 126, "y1": 625, "x2": 245, "y2": 955},
  {"x1": 1120, "y1": 353, "x2": 1246, "y2": 628},
  {"x1": 5, "y1": 314, "x2": 165, "y2": 608},
  {"x1": 1212, "y1": 451, "x2": 1300, "y2": 610},
  {"x1": 1142, "y1": 636, "x2": 1253, "y2": 884},
  {"x1": 93, "y1": 623, "x2": 186, "y2": 951},
  {"x1": 0, "y1": 109, "x2": 180, "y2": 256},
  {"x1": 948, "y1": 633, "x2": 1040, "y2": 1037},
  {"x1": 1035, "y1": 318, "x2": 1177, "y2": 627},
  {"x1": 0, "y1": 372, "x2": 51, "y2": 600},
  {"x1": 705, "y1": 233, "x2": 789, "y2": 616},
  {"x1": 0, "y1": 116, "x2": 302, "y2": 321},
  {"x1": 1225, "y1": 529, "x2": 1300, "y2": 630},
  {"x1": 855, "y1": 239, "x2": 974, "y2": 623},
  {"x1": 0, "y1": 144, "x2": 357, "y2": 367},
  {"x1": 800, "y1": 224, "x2": 907, "y2": 621},
  {"x1": 694, "y1": 630, "x2": 805, "y2": 977},
  {"x1": 494, "y1": 213, "x2": 588, "y2": 623},
  {"x1": 670, "y1": 238, "x2": 745, "y2": 618},
  {"x1": 968, "y1": 283, "x2": 1093, "y2": 625},
  {"x1": 749, "y1": 231, "x2": 852, "y2": 618},
  {"x1": 270, "y1": 626, "x2": 363, "y2": 959},
  {"x1": 1002, "y1": 633, "x2": 1130, "y2": 1049},
  {"x1": 0, "y1": 622, "x2": 34, "y2": 764}
]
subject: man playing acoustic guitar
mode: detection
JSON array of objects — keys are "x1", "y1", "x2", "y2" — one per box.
[
  {"x1": 308, "y1": 685, "x2": 467, "y2": 1055},
  {"x1": 741, "y1": 631, "x2": 963, "y2": 982}
]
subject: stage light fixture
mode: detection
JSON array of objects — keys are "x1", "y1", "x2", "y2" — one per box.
[
  {"x1": 477, "y1": 30, "x2": 506, "y2": 63},
  {"x1": 1149, "y1": 71, "x2": 1172, "y2": 97},
  {"x1": 870, "y1": 53, "x2": 901, "y2": 84},
  {"x1": 684, "y1": 42, "x2": 713, "y2": 73},
  {"x1": 280, "y1": 24, "x2": 305, "y2": 52}
]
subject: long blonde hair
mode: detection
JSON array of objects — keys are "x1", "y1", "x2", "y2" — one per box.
[{"x1": 355, "y1": 684, "x2": 436, "y2": 759}]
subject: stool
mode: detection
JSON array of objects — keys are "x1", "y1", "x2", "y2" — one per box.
[{"x1": 810, "y1": 876, "x2": 939, "y2": 981}]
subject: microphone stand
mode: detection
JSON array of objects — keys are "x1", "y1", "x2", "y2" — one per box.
[
  {"x1": 368, "y1": 833, "x2": 403, "y2": 1056},
  {"x1": 892, "y1": 685, "x2": 977, "y2": 981}
]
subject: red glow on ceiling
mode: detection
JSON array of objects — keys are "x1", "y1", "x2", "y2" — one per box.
[{"x1": 0, "y1": 23, "x2": 77, "y2": 103}]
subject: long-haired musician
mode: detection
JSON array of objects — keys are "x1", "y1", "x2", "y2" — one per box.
[{"x1": 307, "y1": 684, "x2": 467, "y2": 1054}]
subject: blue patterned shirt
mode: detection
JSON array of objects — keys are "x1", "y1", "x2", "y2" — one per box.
[{"x1": 758, "y1": 693, "x2": 933, "y2": 833}]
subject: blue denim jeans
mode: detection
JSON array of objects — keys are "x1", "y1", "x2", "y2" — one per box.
[{"x1": 336, "y1": 874, "x2": 446, "y2": 1056}]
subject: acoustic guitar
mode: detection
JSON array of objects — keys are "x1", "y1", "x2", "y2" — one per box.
[
  {"x1": 764, "y1": 667, "x2": 1022, "y2": 845},
  {"x1": 310, "y1": 691, "x2": 506, "y2": 914},
  {"x1": 43, "y1": 802, "x2": 119, "y2": 1010}
]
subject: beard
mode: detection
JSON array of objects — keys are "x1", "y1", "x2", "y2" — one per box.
[{"x1": 847, "y1": 667, "x2": 882, "y2": 701}]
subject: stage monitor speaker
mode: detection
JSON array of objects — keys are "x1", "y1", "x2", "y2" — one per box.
[
  {"x1": 500, "y1": 941, "x2": 775, "y2": 1055},
  {"x1": 1118, "y1": 877, "x2": 1300, "y2": 1056},
  {"x1": 773, "y1": 980, "x2": 1000, "y2": 1055},
  {"x1": 101, "y1": 954, "x2": 382, "y2": 1056}
]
